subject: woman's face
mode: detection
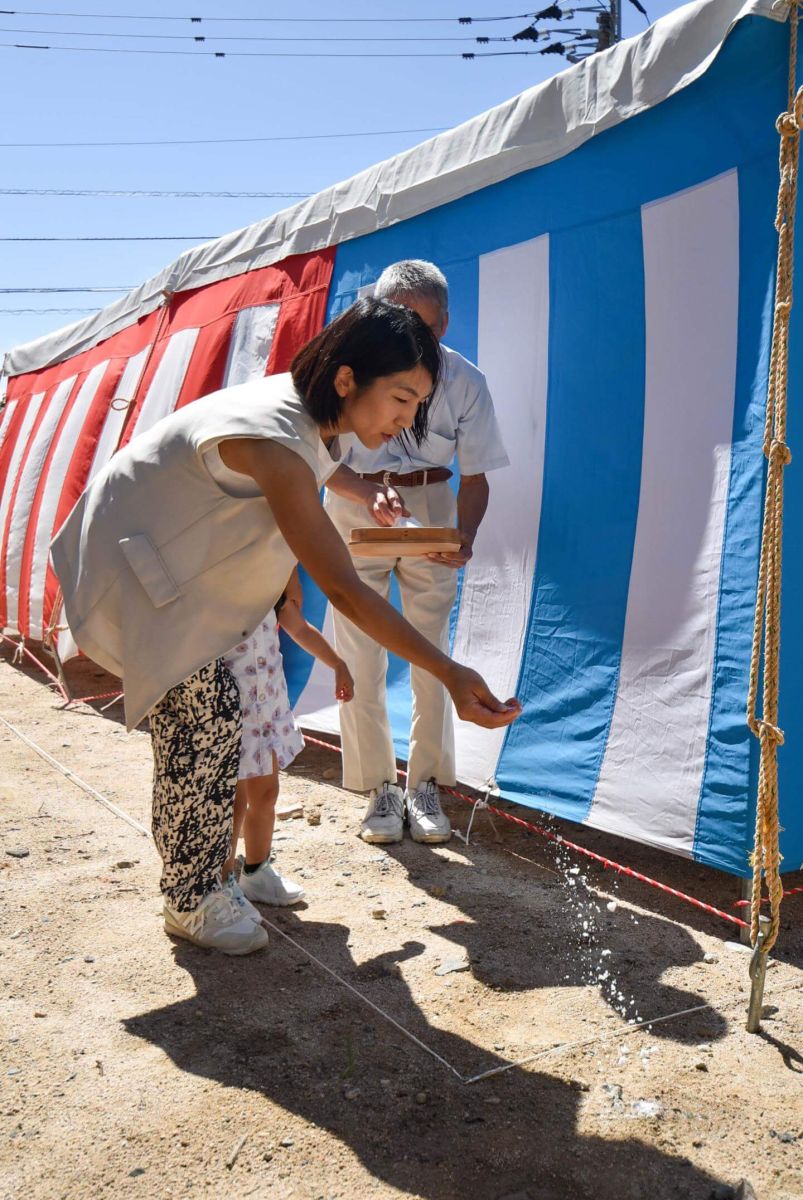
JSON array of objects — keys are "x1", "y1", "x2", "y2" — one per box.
[{"x1": 334, "y1": 363, "x2": 433, "y2": 449}]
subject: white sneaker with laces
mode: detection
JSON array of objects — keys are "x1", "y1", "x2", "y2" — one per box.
[
  {"x1": 239, "y1": 860, "x2": 305, "y2": 906},
  {"x1": 223, "y1": 871, "x2": 262, "y2": 923},
  {"x1": 359, "y1": 781, "x2": 404, "y2": 844},
  {"x1": 406, "y1": 779, "x2": 452, "y2": 844},
  {"x1": 163, "y1": 887, "x2": 269, "y2": 955}
]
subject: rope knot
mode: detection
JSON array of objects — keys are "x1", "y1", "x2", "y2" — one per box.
[
  {"x1": 776, "y1": 110, "x2": 800, "y2": 138},
  {"x1": 758, "y1": 719, "x2": 785, "y2": 747},
  {"x1": 768, "y1": 437, "x2": 792, "y2": 466},
  {"x1": 775, "y1": 298, "x2": 793, "y2": 318}
]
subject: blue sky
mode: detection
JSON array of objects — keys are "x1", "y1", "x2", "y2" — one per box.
[{"x1": 1, "y1": 0, "x2": 683, "y2": 359}]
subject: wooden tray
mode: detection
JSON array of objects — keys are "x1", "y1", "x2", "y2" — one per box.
[{"x1": 348, "y1": 526, "x2": 461, "y2": 558}]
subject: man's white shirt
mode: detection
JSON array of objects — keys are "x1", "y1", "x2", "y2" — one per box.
[{"x1": 335, "y1": 343, "x2": 509, "y2": 476}]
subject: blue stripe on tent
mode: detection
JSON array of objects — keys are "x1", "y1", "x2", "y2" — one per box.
[
  {"x1": 281, "y1": 562, "x2": 325, "y2": 708},
  {"x1": 494, "y1": 211, "x2": 645, "y2": 823},
  {"x1": 692, "y1": 159, "x2": 778, "y2": 876}
]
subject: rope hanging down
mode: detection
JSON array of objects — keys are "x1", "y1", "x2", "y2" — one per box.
[{"x1": 746, "y1": 1, "x2": 802, "y2": 955}]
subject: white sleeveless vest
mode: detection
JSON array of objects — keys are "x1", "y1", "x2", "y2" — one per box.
[{"x1": 51, "y1": 373, "x2": 336, "y2": 729}]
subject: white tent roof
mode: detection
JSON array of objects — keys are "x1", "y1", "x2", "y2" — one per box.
[{"x1": 3, "y1": 0, "x2": 782, "y2": 378}]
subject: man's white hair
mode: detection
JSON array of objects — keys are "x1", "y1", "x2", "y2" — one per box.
[{"x1": 374, "y1": 260, "x2": 449, "y2": 314}]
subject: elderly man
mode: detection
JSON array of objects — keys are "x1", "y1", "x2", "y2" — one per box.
[{"x1": 325, "y1": 260, "x2": 508, "y2": 845}]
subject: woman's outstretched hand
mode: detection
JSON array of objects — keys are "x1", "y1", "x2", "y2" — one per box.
[{"x1": 446, "y1": 665, "x2": 522, "y2": 729}]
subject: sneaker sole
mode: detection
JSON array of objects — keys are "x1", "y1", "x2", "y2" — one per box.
[
  {"x1": 163, "y1": 916, "x2": 268, "y2": 955},
  {"x1": 359, "y1": 829, "x2": 403, "y2": 844},
  {"x1": 409, "y1": 829, "x2": 452, "y2": 844},
  {"x1": 240, "y1": 890, "x2": 305, "y2": 908}
]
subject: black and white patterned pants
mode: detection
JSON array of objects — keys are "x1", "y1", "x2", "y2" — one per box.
[{"x1": 150, "y1": 659, "x2": 242, "y2": 911}]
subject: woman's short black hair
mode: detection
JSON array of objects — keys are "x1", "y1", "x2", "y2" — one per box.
[{"x1": 290, "y1": 296, "x2": 441, "y2": 446}]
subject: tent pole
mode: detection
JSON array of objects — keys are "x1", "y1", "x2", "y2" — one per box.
[{"x1": 746, "y1": 914, "x2": 771, "y2": 1033}]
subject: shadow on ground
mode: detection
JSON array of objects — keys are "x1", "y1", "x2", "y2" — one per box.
[{"x1": 124, "y1": 909, "x2": 731, "y2": 1200}]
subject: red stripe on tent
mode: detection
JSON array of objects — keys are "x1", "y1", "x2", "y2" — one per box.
[
  {"x1": 22, "y1": 359, "x2": 130, "y2": 640},
  {"x1": 0, "y1": 381, "x2": 68, "y2": 628},
  {"x1": 174, "y1": 318, "x2": 236, "y2": 411},
  {"x1": 16, "y1": 369, "x2": 92, "y2": 636}
]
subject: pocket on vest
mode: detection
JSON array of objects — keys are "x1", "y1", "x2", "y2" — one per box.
[{"x1": 119, "y1": 534, "x2": 182, "y2": 608}]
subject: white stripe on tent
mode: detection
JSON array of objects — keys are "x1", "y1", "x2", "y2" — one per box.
[
  {"x1": 4, "y1": 377, "x2": 76, "y2": 629},
  {"x1": 293, "y1": 605, "x2": 342, "y2": 735},
  {"x1": 222, "y1": 303, "x2": 280, "y2": 387},
  {"x1": 451, "y1": 234, "x2": 550, "y2": 789},
  {"x1": 86, "y1": 347, "x2": 151, "y2": 484},
  {"x1": 27, "y1": 362, "x2": 109, "y2": 639},
  {"x1": 128, "y1": 328, "x2": 199, "y2": 440},
  {"x1": 588, "y1": 171, "x2": 740, "y2": 855},
  {"x1": 0, "y1": 399, "x2": 19, "y2": 450},
  {"x1": 0, "y1": 397, "x2": 46, "y2": 591}
]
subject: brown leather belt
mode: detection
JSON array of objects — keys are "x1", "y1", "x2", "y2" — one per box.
[{"x1": 358, "y1": 467, "x2": 452, "y2": 488}]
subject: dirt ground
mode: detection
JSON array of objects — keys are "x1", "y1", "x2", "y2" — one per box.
[{"x1": 1, "y1": 645, "x2": 802, "y2": 1200}]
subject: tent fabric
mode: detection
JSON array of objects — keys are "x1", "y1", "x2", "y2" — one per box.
[
  {"x1": 2, "y1": 0, "x2": 781, "y2": 379},
  {"x1": 0, "y1": 251, "x2": 334, "y2": 643},
  {"x1": 286, "y1": 7, "x2": 800, "y2": 877},
  {"x1": 1, "y1": 0, "x2": 802, "y2": 879}
]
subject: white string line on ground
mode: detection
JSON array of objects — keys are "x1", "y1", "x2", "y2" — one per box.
[
  {"x1": 4, "y1": 710, "x2": 797, "y2": 1085},
  {"x1": 259, "y1": 916, "x2": 464, "y2": 1079},
  {"x1": 463, "y1": 980, "x2": 803, "y2": 1085},
  {"x1": 0, "y1": 713, "x2": 150, "y2": 837}
]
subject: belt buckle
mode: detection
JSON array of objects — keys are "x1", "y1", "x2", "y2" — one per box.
[{"x1": 382, "y1": 470, "x2": 393, "y2": 489}]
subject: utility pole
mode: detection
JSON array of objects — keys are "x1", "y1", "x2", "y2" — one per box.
[{"x1": 509, "y1": 0, "x2": 647, "y2": 65}]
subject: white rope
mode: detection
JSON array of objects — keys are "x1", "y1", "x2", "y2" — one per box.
[
  {"x1": 0, "y1": 714, "x2": 151, "y2": 837},
  {"x1": 462, "y1": 981, "x2": 803, "y2": 1085},
  {"x1": 453, "y1": 795, "x2": 488, "y2": 846},
  {"x1": 260, "y1": 915, "x2": 464, "y2": 1079}
]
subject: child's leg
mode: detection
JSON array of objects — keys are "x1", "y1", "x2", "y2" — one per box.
[
  {"x1": 242, "y1": 752, "x2": 280, "y2": 866},
  {"x1": 226, "y1": 781, "x2": 249, "y2": 873}
]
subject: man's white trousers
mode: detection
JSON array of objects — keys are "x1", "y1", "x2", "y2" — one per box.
[{"x1": 325, "y1": 481, "x2": 458, "y2": 793}]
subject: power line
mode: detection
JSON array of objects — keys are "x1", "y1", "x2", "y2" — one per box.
[
  {"x1": 0, "y1": 187, "x2": 311, "y2": 197},
  {"x1": 0, "y1": 307, "x2": 102, "y2": 313},
  {"x1": 0, "y1": 40, "x2": 543, "y2": 57},
  {"x1": 0, "y1": 26, "x2": 504, "y2": 41},
  {"x1": 0, "y1": 187, "x2": 310, "y2": 197},
  {"x1": 0, "y1": 8, "x2": 539, "y2": 22},
  {"x1": 0, "y1": 287, "x2": 133, "y2": 293},
  {"x1": 0, "y1": 126, "x2": 445, "y2": 148},
  {"x1": 3, "y1": 235, "x2": 218, "y2": 241}
]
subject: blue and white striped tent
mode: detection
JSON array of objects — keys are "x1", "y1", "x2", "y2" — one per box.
[
  {"x1": 3, "y1": 0, "x2": 801, "y2": 879},
  {"x1": 286, "y1": 0, "x2": 803, "y2": 878}
]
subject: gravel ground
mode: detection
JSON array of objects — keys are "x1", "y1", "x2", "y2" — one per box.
[{"x1": 1, "y1": 645, "x2": 802, "y2": 1200}]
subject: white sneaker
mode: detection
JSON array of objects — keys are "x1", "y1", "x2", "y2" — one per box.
[
  {"x1": 223, "y1": 871, "x2": 262, "y2": 923},
  {"x1": 406, "y1": 779, "x2": 452, "y2": 844},
  {"x1": 359, "y1": 782, "x2": 404, "y2": 844},
  {"x1": 240, "y1": 860, "x2": 305, "y2": 907},
  {"x1": 163, "y1": 887, "x2": 269, "y2": 955}
]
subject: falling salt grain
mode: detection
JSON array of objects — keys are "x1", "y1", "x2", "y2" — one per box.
[{"x1": 606, "y1": 901, "x2": 618, "y2": 913}]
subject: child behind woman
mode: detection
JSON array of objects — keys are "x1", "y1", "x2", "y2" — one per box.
[{"x1": 224, "y1": 569, "x2": 353, "y2": 905}]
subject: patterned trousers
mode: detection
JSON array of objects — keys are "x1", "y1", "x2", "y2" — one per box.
[{"x1": 150, "y1": 659, "x2": 242, "y2": 911}]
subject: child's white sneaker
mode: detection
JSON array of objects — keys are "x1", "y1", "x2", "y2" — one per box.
[
  {"x1": 223, "y1": 871, "x2": 262, "y2": 923},
  {"x1": 406, "y1": 779, "x2": 452, "y2": 844},
  {"x1": 239, "y1": 860, "x2": 305, "y2": 907},
  {"x1": 163, "y1": 887, "x2": 269, "y2": 955},
  {"x1": 359, "y1": 782, "x2": 404, "y2": 844}
]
